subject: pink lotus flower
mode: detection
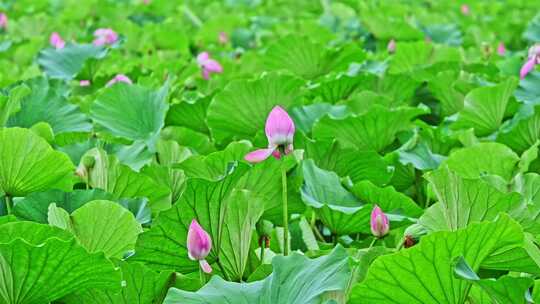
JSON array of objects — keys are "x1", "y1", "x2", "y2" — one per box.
[
  {"x1": 520, "y1": 44, "x2": 540, "y2": 79},
  {"x1": 93, "y1": 28, "x2": 118, "y2": 46},
  {"x1": 461, "y1": 4, "x2": 470, "y2": 15},
  {"x1": 187, "y1": 219, "x2": 212, "y2": 273},
  {"x1": 79, "y1": 80, "x2": 91, "y2": 86},
  {"x1": 106, "y1": 74, "x2": 132, "y2": 87},
  {"x1": 387, "y1": 39, "x2": 396, "y2": 53},
  {"x1": 196, "y1": 52, "x2": 223, "y2": 80},
  {"x1": 245, "y1": 106, "x2": 295, "y2": 163},
  {"x1": 370, "y1": 205, "x2": 389, "y2": 238},
  {"x1": 50, "y1": 32, "x2": 65, "y2": 49},
  {"x1": 219, "y1": 31, "x2": 229, "y2": 45},
  {"x1": 497, "y1": 42, "x2": 506, "y2": 56},
  {"x1": 0, "y1": 13, "x2": 7, "y2": 30}
]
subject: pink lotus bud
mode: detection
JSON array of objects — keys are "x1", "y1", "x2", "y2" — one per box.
[
  {"x1": 93, "y1": 28, "x2": 118, "y2": 46},
  {"x1": 187, "y1": 219, "x2": 213, "y2": 273},
  {"x1": 50, "y1": 32, "x2": 65, "y2": 49},
  {"x1": 387, "y1": 39, "x2": 396, "y2": 53},
  {"x1": 219, "y1": 31, "x2": 229, "y2": 45},
  {"x1": 79, "y1": 80, "x2": 91, "y2": 86},
  {"x1": 0, "y1": 13, "x2": 7, "y2": 30},
  {"x1": 370, "y1": 205, "x2": 389, "y2": 238},
  {"x1": 497, "y1": 42, "x2": 506, "y2": 56},
  {"x1": 196, "y1": 52, "x2": 223, "y2": 80},
  {"x1": 143, "y1": 0, "x2": 151, "y2": 4},
  {"x1": 520, "y1": 44, "x2": 540, "y2": 79},
  {"x1": 528, "y1": 44, "x2": 540, "y2": 62},
  {"x1": 106, "y1": 74, "x2": 132, "y2": 87},
  {"x1": 461, "y1": 4, "x2": 470, "y2": 15},
  {"x1": 245, "y1": 106, "x2": 295, "y2": 163}
]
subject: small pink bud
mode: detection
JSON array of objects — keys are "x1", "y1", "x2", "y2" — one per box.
[
  {"x1": 245, "y1": 106, "x2": 295, "y2": 163},
  {"x1": 387, "y1": 39, "x2": 396, "y2": 53},
  {"x1": 106, "y1": 74, "x2": 132, "y2": 87},
  {"x1": 0, "y1": 13, "x2": 7, "y2": 30},
  {"x1": 187, "y1": 219, "x2": 213, "y2": 273},
  {"x1": 370, "y1": 205, "x2": 389, "y2": 238},
  {"x1": 219, "y1": 31, "x2": 229, "y2": 45},
  {"x1": 93, "y1": 28, "x2": 118, "y2": 46},
  {"x1": 79, "y1": 80, "x2": 91, "y2": 87},
  {"x1": 497, "y1": 42, "x2": 506, "y2": 56},
  {"x1": 461, "y1": 4, "x2": 470, "y2": 15},
  {"x1": 196, "y1": 52, "x2": 223, "y2": 80},
  {"x1": 50, "y1": 32, "x2": 65, "y2": 49}
]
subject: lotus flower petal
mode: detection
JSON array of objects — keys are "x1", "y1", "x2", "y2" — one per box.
[
  {"x1": 50, "y1": 32, "x2": 65, "y2": 49},
  {"x1": 0, "y1": 13, "x2": 7, "y2": 29},
  {"x1": 245, "y1": 148, "x2": 275, "y2": 163},
  {"x1": 106, "y1": 74, "x2": 132, "y2": 87},
  {"x1": 520, "y1": 57, "x2": 536, "y2": 79},
  {"x1": 265, "y1": 106, "x2": 295, "y2": 146},
  {"x1": 370, "y1": 205, "x2": 389, "y2": 238},
  {"x1": 187, "y1": 219, "x2": 212, "y2": 261}
]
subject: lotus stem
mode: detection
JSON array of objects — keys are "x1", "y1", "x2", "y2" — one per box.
[
  {"x1": 281, "y1": 164, "x2": 289, "y2": 256},
  {"x1": 5, "y1": 195, "x2": 12, "y2": 215}
]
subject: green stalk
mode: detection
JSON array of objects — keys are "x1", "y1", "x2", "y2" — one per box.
[
  {"x1": 260, "y1": 236, "x2": 266, "y2": 265},
  {"x1": 344, "y1": 238, "x2": 378, "y2": 298},
  {"x1": 199, "y1": 266, "x2": 206, "y2": 286},
  {"x1": 4, "y1": 195, "x2": 12, "y2": 215},
  {"x1": 281, "y1": 164, "x2": 289, "y2": 256}
]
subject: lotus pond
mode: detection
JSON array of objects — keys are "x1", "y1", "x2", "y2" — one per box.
[{"x1": 1, "y1": 0, "x2": 540, "y2": 303}]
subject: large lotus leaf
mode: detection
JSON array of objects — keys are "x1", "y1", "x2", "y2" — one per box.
[
  {"x1": 165, "y1": 95, "x2": 211, "y2": 135},
  {"x1": 497, "y1": 105, "x2": 540, "y2": 154},
  {"x1": 0, "y1": 222, "x2": 120, "y2": 304},
  {"x1": 453, "y1": 78, "x2": 518, "y2": 136},
  {"x1": 164, "y1": 245, "x2": 350, "y2": 304},
  {"x1": 301, "y1": 159, "x2": 369, "y2": 235},
  {"x1": 313, "y1": 106, "x2": 426, "y2": 152},
  {"x1": 454, "y1": 257, "x2": 534, "y2": 304},
  {"x1": 37, "y1": 43, "x2": 107, "y2": 80},
  {"x1": 359, "y1": 11, "x2": 423, "y2": 40},
  {"x1": 218, "y1": 189, "x2": 264, "y2": 281},
  {"x1": 421, "y1": 166, "x2": 522, "y2": 232},
  {"x1": 235, "y1": 156, "x2": 305, "y2": 224},
  {"x1": 174, "y1": 141, "x2": 251, "y2": 180},
  {"x1": 206, "y1": 73, "x2": 304, "y2": 144},
  {"x1": 90, "y1": 82, "x2": 169, "y2": 146},
  {"x1": 312, "y1": 75, "x2": 364, "y2": 103},
  {"x1": 0, "y1": 221, "x2": 72, "y2": 244},
  {"x1": 165, "y1": 277, "x2": 262, "y2": 304},
  {"x1": 0, "y1": 84, "x2": 30, "y2": 126},
  {"x1": 523, "y1": 12, "x2": 540, "y2": 42},
  {"x1": 62, "y1": 261, "x2": 173, "y2": 304},
  {"x1": 13, "y1": 189, "x2": 112, "y2": 223},
  {"x1": 388, "y1": 42, "x2": 461, "y2": 76},
  {"x1": 264, "y1": 35, "x2": 363, "y2": 79},
  {"x1": 7, "y1": 77, "x2": 91, "y2": 135},
  {"x1": 351, "y1": 215, "x2": 527, "y2": 303},
  {"x1": 70, "y1": 200, "x2": 143, "y2": 258},
  {"x1": 421, "y1": 24, "x2": 462, "y2": 46},
  {"x1": 304, "y1": 140, "x2": 393, "y2": 186},
  {"x1": 141, "y1": 139, "x2": 190, "y2": 203},
  {"x1": 515, "y1": 71, "x2": 540, "y2": 105},
  {"x1": 351, "y1": 180, "x2": 423, "y2": 217},
  {"x1": 427, "y1": 70, "x2": 464, "y2": 117},
  {"x1": 132, "y1": 164, "x2": 249, "y2": 273},
  {"x1": 82, "y1": 148, "x2": 171, "y2": 211},
  {"x1": 443, "y1": 142, "x2": 519, "y2": 180},
  {"x1": 335, "y1": 149, "x2": 394, "y2": 186},
  {"x1": 290, "y1": 103, "x2": 349, "y2": 134},
  {"x1": 0, "y1": 127, "x2": 74, "y2": 196}
]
